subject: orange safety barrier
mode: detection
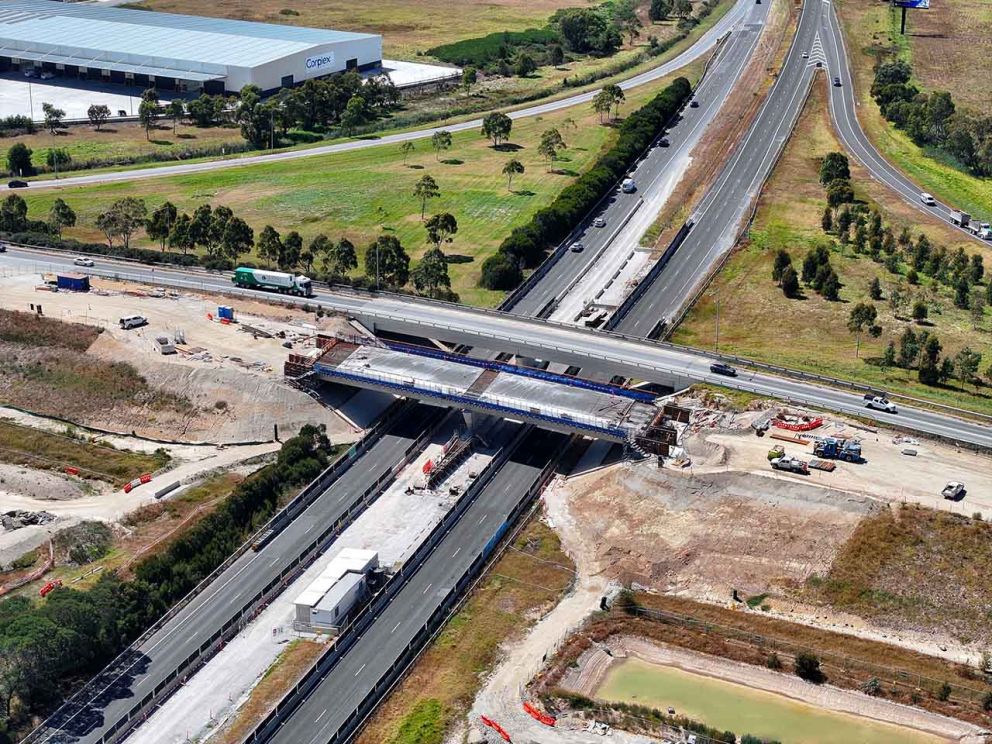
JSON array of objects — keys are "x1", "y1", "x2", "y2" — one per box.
[
  {"x1": 523, "y1": 702, "x2": 556, "y2": 726},
  {"x1": 480, "y1": 716, "x2": 512, "y2": 742},
  {"x1": 772, "y1": 417, "x2": 823, "y2": 432},
  {"x1": 123, "y1": 482, "x2": 133, "y2": 493},
  {"x1": 139, "y1": 473, "x2": 152, "y2": 484}
]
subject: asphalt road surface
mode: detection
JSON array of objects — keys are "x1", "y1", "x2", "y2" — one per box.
[
  {"x1": 5, "y1": 0, "x2": 752, "y2": 193},
  {"x1": 265, "y1": 426, "x2": 562, "y2": 744},
  {"x1": 30, "y1": 407, "x2": 432, "y2": 744}
]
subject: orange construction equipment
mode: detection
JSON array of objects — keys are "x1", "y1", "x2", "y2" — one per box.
[
  {"x1": 480, "y1": 715, "x2": 512, "y2": 742},
  {"x1": 523, "y1": 701, "x2": 556, "y2": 726}
]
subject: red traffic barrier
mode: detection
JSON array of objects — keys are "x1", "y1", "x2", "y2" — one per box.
[
  {"x1": 772, "y1": 417, "x2": 823, "y2": 432},
  {"x1": 480, "y1": 716, "x2": 512, "y2": 742},
  {"x1": 40, "y1": 580, "x2": 62, "y2": 598},
  {"x1": 422, "y1": 458, "x2": 434, "y2": 474},
  {"x1": 64, "y1": 466, "x2": 80, "y2": 476},
  {"x1": 523, "y1": 702, "x2": 556, "y2": 727},
  {"x1": 123, "y1": 482, "x2": 133, "y2": 493},
  {"x1": 139, "y1": 473, "x2": 152, "y2": 484}
]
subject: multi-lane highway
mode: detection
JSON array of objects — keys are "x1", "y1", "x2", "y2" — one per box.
[
  {"x1": 28, "y1": 407, "x2": 436, "y2": 744},
  {"x1": 3, "y1": 0, "x2": 753, "y2": 193}
]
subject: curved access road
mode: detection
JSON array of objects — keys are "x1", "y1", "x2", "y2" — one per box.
[
  {"x1": 7, "y1": 0, "x2": 750, "y2": 192},
  {"x1": 821, "y1": 3, "x2": 988, "y2": 243}
]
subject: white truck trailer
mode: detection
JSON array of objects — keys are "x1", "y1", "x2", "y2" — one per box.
[{"x1": 232, "y1": 267, "x2": 313, "y2": 297}]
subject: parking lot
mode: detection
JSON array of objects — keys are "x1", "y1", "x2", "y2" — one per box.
[{"x1": 0, "y1": 71, "x2": 177, "y2": 121}]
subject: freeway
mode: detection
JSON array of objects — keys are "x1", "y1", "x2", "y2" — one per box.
[
  {"x1": 29, "y1": 406, "x2": 435, "y2": 744},
  {"x1": 820, "y1": 3, "x2": 989, "y2": 240},
  {"x1": 5, "y1": 0, "x2": 752, "y2": 192},
  {"x1": 4, "y1": 247, "x2": 990, "y2": 448},
  {"x1": 264, "y1": 425, "x2": 563, "y2": 744}
]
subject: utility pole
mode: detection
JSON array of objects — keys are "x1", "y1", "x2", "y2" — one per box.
[{"x1": 714, "y1": 294, "x2": 720, "y2": 352}]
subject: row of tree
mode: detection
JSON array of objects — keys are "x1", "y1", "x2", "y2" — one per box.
[{"x1": 871, "y1": 59, "x2": 992, "y2": 177}]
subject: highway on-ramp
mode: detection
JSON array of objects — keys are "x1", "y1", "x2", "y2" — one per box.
[{"x1": 4, "y1": 0, "x2": 752, "y2": 192}]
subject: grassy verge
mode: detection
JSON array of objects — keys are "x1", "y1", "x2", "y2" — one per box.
[
  {"x1": 672, "y1": 79, "x2": 992, "y2": 415},
  {"x1": 834, "y1": 0, "x2": 992, "y2": 221},
  {"x1": 0, "y1": 419, "x2": 169, "y2": 483},
  {"x1": 808, "y1": 503, "x2": 992, "y2": 646},
  {"x1": 354, "y1": 513, "x2": 575, "y2": 744},
  {"x1": 23, "y1": 65, "x2": 701, "y2": 307}
]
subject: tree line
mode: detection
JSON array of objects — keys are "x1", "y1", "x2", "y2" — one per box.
[
  {"x1": 871, "y1": 59, "x2": 992, "y2": 177},
  {"x1": 0, "y1": 426, "x2": 332, "y2": 743}
]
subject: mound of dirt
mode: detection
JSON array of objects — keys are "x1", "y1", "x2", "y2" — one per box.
[{"x1": 0, "y1": 464, "x2": 85, "y2": 501}]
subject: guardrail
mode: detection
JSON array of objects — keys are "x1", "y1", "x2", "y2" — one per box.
[
  {"x1": 23, "y1": 400, "x2": 433, "y2": 744},
  {"x1": 245, "y1": 423, "x2": 533, "y2": 742}
]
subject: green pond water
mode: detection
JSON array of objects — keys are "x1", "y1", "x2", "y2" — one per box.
[{"x1": 596, "y1": 657, "x2": 949, "y2": 744}]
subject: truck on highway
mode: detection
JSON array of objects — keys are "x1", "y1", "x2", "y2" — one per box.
[
  {"x1": 813, "y1": 437, "x2": 862, "y2": 462},
  {"x1": 232, "y1": 267, "x2": 313, "y2": 297},
  {"x1": 950, "y1": 210, "x2": 971, "y2": 228},
  {"x1": 967, "y1": 221, "x2": 991, "y2": 239}
]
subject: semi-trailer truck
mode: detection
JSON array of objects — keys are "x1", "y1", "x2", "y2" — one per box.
[{"x1": 232, "y1": 267, "x2": 313, "y2": 297}]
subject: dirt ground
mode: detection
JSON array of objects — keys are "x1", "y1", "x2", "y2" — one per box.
[{"x1": 0, "y1": 272, "x2": 361, "y2": 443}]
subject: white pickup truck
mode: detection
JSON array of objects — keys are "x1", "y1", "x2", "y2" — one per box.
[{"x1": 864, "y1": 394, "x2": 897, "y2": 413}]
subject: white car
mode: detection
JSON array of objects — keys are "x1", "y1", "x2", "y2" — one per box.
[
  {"x1": 920, "y1": 192, "x2": 936, "y2": 206},
  {"x1": 593, "y1": 216, "x2": 607, "y2": 228},
  {"x1": 942, "y1": 482, "x2": 966, "y2": 501},
  {"x1": 865, "y1": 395, "x2": 897, "y2": 413},
  {"x1": 39, "y1": 71, "x2": 55, "y2": 80},
  {"x1": 621, "y1": 178, "x2": 637, "y2": 194},
  {"x1": 73, "y1": 256, "x2": 95, "y2": 267},
  {"x1": 570, "y1": 242, "x2": 584, "y2": 253}
]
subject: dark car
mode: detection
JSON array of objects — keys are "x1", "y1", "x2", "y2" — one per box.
[
  {"x1": 710, "y1": 362, "x2": 738, "y2": 377},
  {"x1": 689, "y1": 99, "x2": 700, "y2": 108},
  {"x1": 0, "y1": 243, "x2": 6, "y2": 252},
  {"x1": 659, "y1": 137, "x2": 670, "y2": 147},
  {"x1": 7, "y1": 180, "x2": 28, "y2": 189},
  {"x1": 833, "y1": 76, "x2": 842, "y2": 87}
]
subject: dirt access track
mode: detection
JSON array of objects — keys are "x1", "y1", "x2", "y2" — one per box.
[{"x1": 0, "y1": 272, "x2": 363, "y2": 444}]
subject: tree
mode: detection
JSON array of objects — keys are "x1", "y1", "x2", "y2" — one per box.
[
  {"x1": 220, "y1": 217, "x2": 254, "y2": 261},
  {"x1": 971, "y1": 291, "x2": 986, "y2": 329},
  {"x1": 674, "y1": 0, "x2": 693, "y2": 19},
  {"x1": 42, "y1": 103, "x2": 65, "y2": 135},
  {"x1": 236, "y1": 85, "x2": 274, "y2": 148},
  {"x1": 365, "y1": 234, "x2": 410, "y2": 288},
  {"x1": 847, "y1": 302, "x2": 879, "y2": 357},
  {"x1": 256, "y1": 225, "x2": 283, "y2": 265},
  {"x1": 826, "y1": 179, "x2": 854, "y2": 207},
  {"x1": 604, "y1": 84, "x2": 625, "y2": 119},
  {"x1": 821, "y1": 206, "x2": 833, "y2": 233},
  {"x1": 898, "y1": 327, "x2": 919, "y2": 368},
  {"x1": 649, "y1": 0, "x2": 672, "y2": 21},
  {"x1": 400, "y1": 140, "x2": 416, "y2": 164},
  {"x1": 96, "y1": 198, "x2": 147, "y2": 250},
  {"x1": 549, "y1": 44, "x2": 565, "y2": 67},
  {"x1": 882, "y1": 341, "x2": 896, "y2": 368},
  {"x1": 954, "y1": 347, "x2": 981, "y2": 390},
  {"x1": 168, "y1": 212, "x2": 194, "y2": 255},
  {"x1": 612, "y1": 0, "x2": 642, "y2": 44},
  {"x1": 340, "y1": 95, "x2": 368, "y2": 135},
  {"x1": 819, "y1": 152, "x2": 850, "y2": 185},
  {"x1": 0, "y1": 194, "x2": 28, "y2": 233},
  {"x1": 969, "y1": 253, "x2": 984, "y2": 284},
  {"x1": 282, "y1": 231, "x2": 303, "y2": 270},
  {"x1": 461, "y1": 66, "x2": 478, "y2": 93},
  {"x1": 87, "y1": 104, "x2": 111, "y2": 131},
  {"x1": 794, "y1": 652, "x2": 825, "y2": 683},
  {"x1": 912, "y1": 300, "x2": 928, "y2": 323},
  {"x1": 868, "y1": 277, "x2": 882, "y2": 300},
  {"x1": 480, "y1": 253, "x2": 523, "y2": 290},
  {"x1": 46, "y1": 148, "x2": 71, "y2": 172},
  {"x1": 781, "y1": 266, "x2": 800, "y2": 298},
  {"x1": 413, "y1": 174, "x2": 441, "y2": 221},
  {"x1": 514, "y1": 54, "x2": 537, "y2": 78},
  {"x1": 425, "y1": 212, "x2": 458, "y2": 250},
  {"x1": 592, "y1": 89, "x2": 614, "y2": 123},
  {"x1": 7, "y1": 142, "x2": 33, "y2": 176},
  {"x1": 954, "y1": 276, "x2": 971, "y2": 309},
  {"x1": 431, "y1": 130, "x2": 452, "y2": 161},
  {"x1": 47, "y1": 198, "x2": 76, "y2": 239},
  {"x1": 146, "y1": 201, "x2": 178, "y2": 251},
  {"x1": 918, "y1": 335, "x2": 942, "y2": 385},
  {"x1": 167, "y1": 100, "x2": 185, "y2": 135},
  {"x1": 138, "y1": 99, "x2": 157, "y2": 140},
  {"x1": 481, "y1": 111, "x2": 512, "y2": 147},
  {"x1": 551, "y1": 7, "x2": 621, "y2": 54},
  {"x1": 322, "y1": 237, "x2": 358, "y2": 278},
  {"x1": 411, "y1": 247, "x2": 451, "y2": 298},
  {"x1": 772, "y1": 249, "x2": 792, "y2": 284},
  {"x1": 502, "y1": 158, "x2": 525, "y2": 191},
  {"x1": 538, "y1": 127, "x2": 566, "y2": 169}
]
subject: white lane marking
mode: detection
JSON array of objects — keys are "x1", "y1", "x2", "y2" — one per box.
[
  {"x1": 315, "y1": 709, "x2": 327, "y2": 723},
  {"x1": 354, "y1": 663, "x2": 366, "y2": 677}
]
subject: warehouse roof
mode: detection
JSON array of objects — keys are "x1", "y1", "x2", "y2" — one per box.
[{"x1": 0, "y1": 0, "x2": 379, "y2": 70}]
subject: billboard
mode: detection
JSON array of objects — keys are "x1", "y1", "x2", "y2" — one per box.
[{"x1": 894, "y1": 0, "x2": 930, "y2": 8}]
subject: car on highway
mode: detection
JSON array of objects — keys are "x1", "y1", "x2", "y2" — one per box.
[
  {"x1": 920, "y1": 192, "x2": 936, "y2": 206},
  {"x1": 73, "y1": 256, "x2": 95, "y2": 267},
  {"x1": 659, "y1": 137, "x2": 670, "y2": 147},
  {"x1": 833, "y1": 76, "x2": 842, "y2": 87},
  {"x1": 942, "y1": 482, "x2": 966, "y2": 501},
  {"x1": 7, "y1": 180, "x2": 28, "y2": 189},
  {"x1": 689, "y1": 99, "x2": 700, "y2": 108},
  {"x1": 621, "y1": 178, "x2": 637, "y2": 193},
  {"x1": 709, "y1": 362, "x2": 737, "y2": 377},
  {"x1": 802, "y1": 52, "x2": 809, "y2": 59},
  {"x1": 593, "y1": 216, "x2": 607, "y2": 228},
  {"x1": 570, "y1": 242, "x2": 584, "y2": 253},
  {"x1": 0, "y1": 243, "x2": 6, "y2": 253},
  {"x1": 864, "y1": 394, "x2": 897, "y2": 413}
]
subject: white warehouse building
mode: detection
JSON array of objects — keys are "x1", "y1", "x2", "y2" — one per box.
[{"x1": 0, "y1": 0, "x2": 382, "y2": 94}]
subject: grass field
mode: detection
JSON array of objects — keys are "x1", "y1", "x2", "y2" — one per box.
[
  {"x1": 0, "y1": 419, "x2": 169, "y2": 483},
  {"x1": 597, "y1": 657, "x2": 946, "y2": 744},
  {"x1": 809, "y1": 504, "x2": 992, "y2": 646},
  {"x1": 0, "y1": 122, "x2": 244, "y2": 174},
  {"x1": 354, "y1": 514, "x2": 575, "y2": 744},
  {"x1": 835, "y1": 0, "x2": 992, "y2": 221},
  {"x1": 134, "y1": 0, "x2": 584, "y2": 58},
  {"x1": 23, "y1": 66, "x2": 699, "y2": 306},
  {"x1": 672, "y1": 79, "x2": 992, "y2": 415}
]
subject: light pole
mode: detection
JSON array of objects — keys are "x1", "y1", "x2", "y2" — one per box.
[
  {"x1": 28, "y1": 81, "x2": 34, "y2": 122},
  {"x1": 714, "y1": 293, "x2": 720, "y2": 352}
]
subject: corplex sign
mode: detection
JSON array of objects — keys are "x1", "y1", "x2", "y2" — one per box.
[{"x1": 305, "y1": 52, "x2": 336, "y2": 72}]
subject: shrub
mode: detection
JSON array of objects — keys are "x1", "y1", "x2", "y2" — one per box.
[{"x1": 794, "y1": 651, "x2": 825, "y2": 683}]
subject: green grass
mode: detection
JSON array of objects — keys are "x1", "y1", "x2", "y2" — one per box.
[
  {"x1": 24, "y1": 67, "x2": 699, "y2": 306},
  {"x1": 597, "y1": 657, "x2": 946, "y2": 744},
  {"x1": 0, "y1": 419, "x2": 170, "y2": 483},
  {"x1": 389, "y1": 699, "x2": 445, "y2": 744}
]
